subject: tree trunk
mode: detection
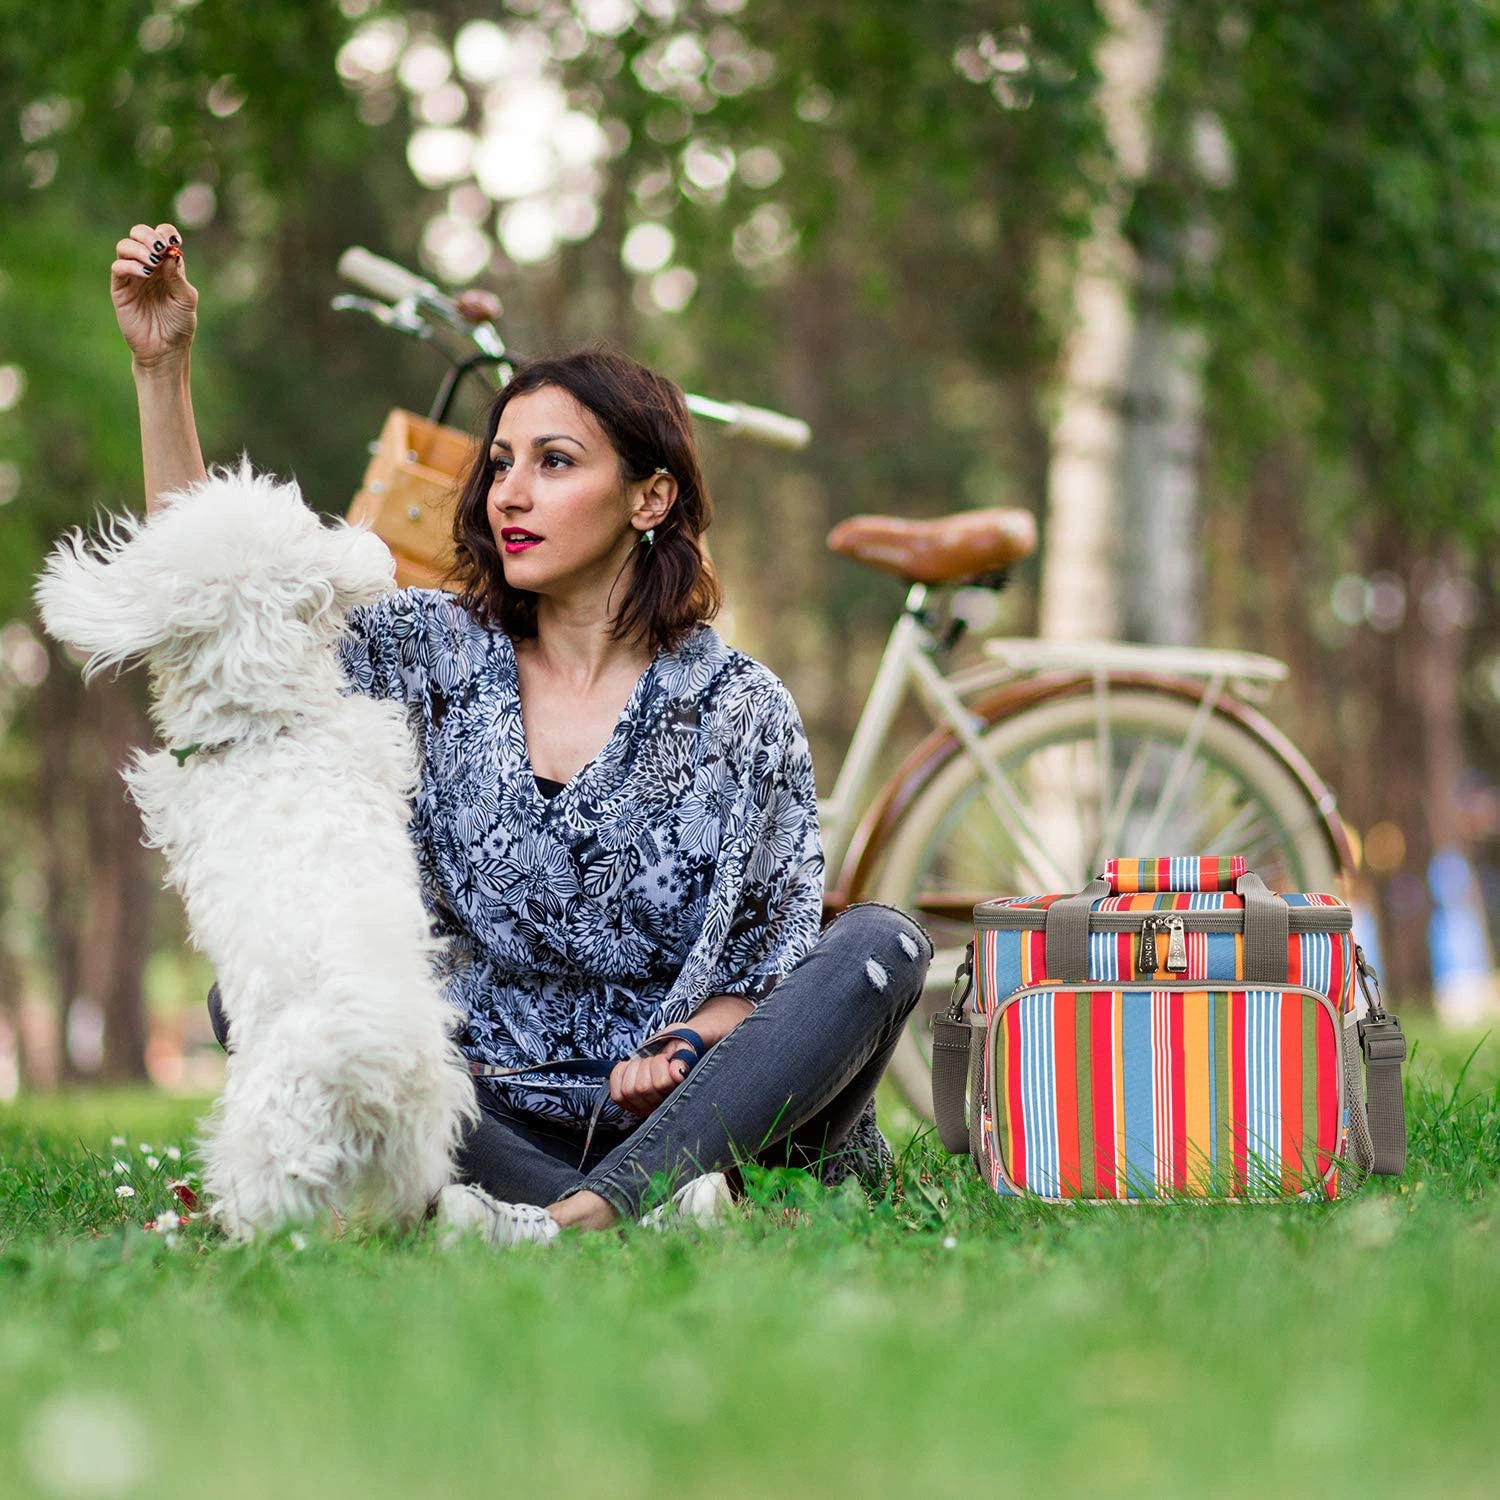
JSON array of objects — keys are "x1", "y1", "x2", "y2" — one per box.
[
  {"x1": 84, "y1": 673, "x2": 154, "y2": 1082},
  {"x1": 1038, "y1": 0, "x2": 1166, "y2": 642},
  {"x1": 1412, "y1": 543, "x2": 1496, "y2": 1021},
  {"x1": 1121, "y1": 292, "x2": 1205, "y2": 646},
  {"x1": 1360, "y1": 515, "x2": 1434, "y2": 1006},
  {"x1": 37, "y1": 638, "x2": 87, "y2": 1082},
  {"x1": 34, "y1": 640, "x2": 155, "y2": 1082}
]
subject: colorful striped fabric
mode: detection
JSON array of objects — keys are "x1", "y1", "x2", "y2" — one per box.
[
  {"x1": 1105, "y1": 856, "x2": 1247, "y2": 893},
  {"x1": 969, "y1": 864, "x2": 1360, "y2": 1200},
  {"x1": 978, "y1": 921, "x2": 1353, "y2": 1002},
  {"x1": 984, "y1": 890, "x2": 1346, "y2": 916},
  {"x1": 986, "y1": 986, "x2": 1341, "y2": 1200},
  {"x1": 1095, "y1": 892, "x2": 1243, "y2": 912}
]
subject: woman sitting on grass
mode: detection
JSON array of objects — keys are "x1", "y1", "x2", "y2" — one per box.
[{"x1": 110, "y1": 218, "x2": 933, "y2": 1245}]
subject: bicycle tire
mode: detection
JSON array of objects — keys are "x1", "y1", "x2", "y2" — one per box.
[{"x1": 865, "y1": 683, "x2": 1346, "y2": 1119}]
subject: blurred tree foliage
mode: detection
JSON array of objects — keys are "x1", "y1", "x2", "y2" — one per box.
[
  {"x1": 0, "y1": 0, "x2": 432, "y2": 1079},
  {"x1": 1151, "y1": 1, "x2": 1500, "y2": 999},
  {"x1": 3, "y1": 0, "x2": 1499, "y2": 1079}
]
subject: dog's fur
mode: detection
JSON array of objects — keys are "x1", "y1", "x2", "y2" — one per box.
[{"x1": 34, "y1": 458, "x2": 478, "y2": 1239}]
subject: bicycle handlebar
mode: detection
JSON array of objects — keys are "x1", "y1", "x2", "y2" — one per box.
[
  {"x1": 336, "y1": 245, "x2": 811, "y2": 451},
  {"x1": 682, "y1": 396, "x2": 811, "y2": 451},
  {"x1": 338, "y1": 246, "x2": 446, "y2": 311}
]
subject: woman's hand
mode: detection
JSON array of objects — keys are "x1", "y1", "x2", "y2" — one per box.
[
  {"x1": 607, "y1": 996, "x2": 752, "y2": 1118},
  {"x1": 609, "y1": 1043, "x2": 693, "y2": 1118},
  {"x1": 111, "y1": 220, "x2": 197, "y2": 369}
]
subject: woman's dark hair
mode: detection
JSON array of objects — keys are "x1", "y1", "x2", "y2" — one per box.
[{"x1": 443, "y1": 347, "x2": 721, "y2": 653}]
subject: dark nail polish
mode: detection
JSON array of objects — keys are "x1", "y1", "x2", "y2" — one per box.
[
  {"x1": 141, "y1": 265, "x2": 153, "y2": 276},
  {"x1": 153, "y1": 240, "x2": 164, "y2": 250},
  {"x1": 148, "y1": 252, "x2": 160, "y2": 263},
  {"x1": 169, "y1": 235, "x2": 179, "y2": 245}
]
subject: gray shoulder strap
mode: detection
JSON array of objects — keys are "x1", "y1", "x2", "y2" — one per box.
[
  {"x1": 931, "y1": 947, "x2": 976, "y2": 1155},
  {"x1": 1354, "y1": 947, "x2": 1407, "y2": 1175}
]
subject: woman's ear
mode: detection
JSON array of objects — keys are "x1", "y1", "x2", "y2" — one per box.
[{"x1": 632, "y1": 470, "x2": 678, "y2": 534}]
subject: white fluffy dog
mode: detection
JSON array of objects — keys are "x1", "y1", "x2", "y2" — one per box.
[{"x1": 34, "y1": 458, "x2": 477, "y2": 1239}]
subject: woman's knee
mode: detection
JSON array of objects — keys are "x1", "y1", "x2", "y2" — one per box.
[{"x1": 818, "y1": 903, "x2": 934, "y2": 1009}]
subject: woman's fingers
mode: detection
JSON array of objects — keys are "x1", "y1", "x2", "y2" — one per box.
[
  {"x1": 114, "y1": 222, "x2": 185, "y2": 287},
  {"x1": 656, "y1": 1053, "x2": 689, "y2": 1089},
  {"x1": 624, "y1": 1058, "x2": 655, "y2": 1114},
  {"x1": 608, "y1": 1047, "x2": 690, "y2": 1116},
  {"x1": 610, "y1": 1058, "x2": 648, "y2": 1111}
]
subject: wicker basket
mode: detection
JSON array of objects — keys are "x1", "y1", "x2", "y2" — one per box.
[{"x1": 345, "y1": 408, "x2": 479, "y2": 590}]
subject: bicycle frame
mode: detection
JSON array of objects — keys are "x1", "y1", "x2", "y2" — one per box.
[{"x1": 817, "y1": 582, "x2": 1324, "y2": 899}]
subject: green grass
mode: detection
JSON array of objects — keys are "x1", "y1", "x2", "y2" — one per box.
[{"x1": 1, "y1": 1027, "x2": 1497, "y2": 1500}]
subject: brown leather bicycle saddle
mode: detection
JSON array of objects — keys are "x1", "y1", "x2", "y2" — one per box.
[{"x1": 825, "y1": 507, "x2": 1037, "y2": 585}]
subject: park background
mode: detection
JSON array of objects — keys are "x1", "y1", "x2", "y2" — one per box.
[
  {"x1": 1, "y1": 4, "x2": 1498, "y2": 1498},
  {"x1": 5, "y1": 1, "x2": 1500, "y2": 1086}
]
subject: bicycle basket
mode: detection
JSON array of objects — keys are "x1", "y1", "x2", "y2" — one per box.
[{"x1": 346, "y1": 407, "x2": 479, "y2": 590}]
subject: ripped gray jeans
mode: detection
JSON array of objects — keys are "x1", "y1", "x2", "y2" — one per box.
[
  {"x1": 207, "y1": 903, "x2": 934, "y2": 1219},
  {"x1": 455, "y1": 902, "x2": 933, "y2": 1217}
]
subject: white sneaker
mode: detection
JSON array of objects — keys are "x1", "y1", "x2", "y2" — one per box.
[
  {"x1": 434, "y1": 1184, "x2": 561, "y2": 1249},
  {"x1": 639, "y1": 1171, "x2": 734, "y2": 1231}
]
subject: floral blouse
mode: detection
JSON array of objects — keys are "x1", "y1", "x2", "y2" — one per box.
[{"x1": 335, "y1": 588, "x2": 825, "y2": 1129}]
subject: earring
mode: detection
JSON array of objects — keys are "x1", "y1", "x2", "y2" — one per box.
[{"x1": 642, "y1": 527, "x2": 656, "y2": 546}]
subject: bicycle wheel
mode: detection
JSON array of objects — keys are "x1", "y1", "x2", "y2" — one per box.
[{"x1": 867, "y1": 684, "x2": 1345, "y2": 1117}]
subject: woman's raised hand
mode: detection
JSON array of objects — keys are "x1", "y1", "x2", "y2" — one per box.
[{"x1": 111, "y1": 221, "x2": 197, "y2": 369}]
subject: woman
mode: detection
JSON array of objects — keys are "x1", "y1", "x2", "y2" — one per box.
[{"x1": 111, "y1": 219, "x2": 933, "y2": 1245}]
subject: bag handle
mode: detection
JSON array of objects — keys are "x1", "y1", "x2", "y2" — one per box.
[
  {"x1": 1043, "y1": 876, "x2": 1112, "y2": 982},
  {"x1": 1043, "y1": 868, "x2": 1289, "y2": 983},
  {"x1": 1105, "y1": 855, "x2": 1247, "y2": 893},
  {"x1": 1234, "y1": 870, "x2": 1289, "y2": 984}
]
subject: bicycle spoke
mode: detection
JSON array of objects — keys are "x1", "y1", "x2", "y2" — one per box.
[
  {"x1": 1135, "y1": 680, "x2": 1222, "y2": 851},
  {"x1": 1198, "y1": 799, "x2": 1265, "y2": 857},
  {"x1": 1093, "y1": 673, "x2": 1113, "y2": 853},
  {"x1": 1093, "y1": 738, "x2": 1153, "y2": 867},
  {"x1": 873, "y1": 684, "x2": 1344, "y2": 1121}
]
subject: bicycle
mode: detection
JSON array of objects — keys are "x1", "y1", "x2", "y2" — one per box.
[{"x1": 331, "y1": 248, "x2": 1351, "y2": 1120}]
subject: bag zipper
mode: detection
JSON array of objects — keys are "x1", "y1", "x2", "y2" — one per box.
[
  {"x1": 1136, "y1": 914, "x2": 1191, "y2": 975},
  {"x1": 981, "y1": 978, "x2": 1345, "y2": 1202}
]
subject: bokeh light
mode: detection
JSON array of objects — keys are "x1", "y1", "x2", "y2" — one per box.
[{"x1": 622, "y1": 222, "x2": 674, "y2": 274}]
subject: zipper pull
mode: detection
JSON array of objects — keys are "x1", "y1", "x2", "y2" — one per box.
[
  {"x1": 1165, "y1": 914, "x2": 1188, "y2": 973},
  {"x1": 1137, "y1": 917, "x2": 1160, "y2": 976}
]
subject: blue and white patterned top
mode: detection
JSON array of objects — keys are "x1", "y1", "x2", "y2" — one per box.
[{"x1": 335, "y1": 588, "x2": 825, "y2": 1129}]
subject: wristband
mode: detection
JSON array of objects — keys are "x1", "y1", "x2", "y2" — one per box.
[{"x1": 636, "y1": 1026, "x2": 707, "y2": 1074}]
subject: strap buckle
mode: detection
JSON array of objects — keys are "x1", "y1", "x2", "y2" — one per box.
[
  {"x1": 941, "y1": 943, "x2": 975, "y2": 1024},
  {"x1": 1358, "y1": 1015, "x2": 1407, "y2": 1064},
  {"x1": 1354, "y1": 943, "x2": 1389, "y2": 1022}
]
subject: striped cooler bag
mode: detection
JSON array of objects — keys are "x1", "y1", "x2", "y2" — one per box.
[{"x1": 930, "y1": 856, "x2": 1408, "y2": 1201}]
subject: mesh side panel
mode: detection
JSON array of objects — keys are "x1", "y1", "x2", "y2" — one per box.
[{"x1": 1342, "y1": 1017, "x2": 1374, "y2": 1189}]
